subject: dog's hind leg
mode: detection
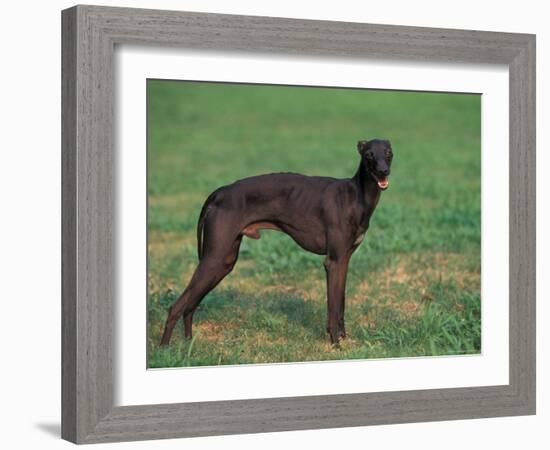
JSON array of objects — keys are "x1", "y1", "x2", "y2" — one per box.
[
  {"x1": 159, "y1": 236, "x2": 242, "y2": 345},
  {"x1": 160, "y1": 212, "x2": 243, "y2": 346}
]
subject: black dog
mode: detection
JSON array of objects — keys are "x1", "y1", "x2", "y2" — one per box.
[{"x1": 160, "y1": 139, "x2": 393, "y2": 345}]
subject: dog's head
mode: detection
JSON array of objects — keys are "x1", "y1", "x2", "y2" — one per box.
[{"x1": 357, "y1": 139, "x2": 393, "y2": 190}]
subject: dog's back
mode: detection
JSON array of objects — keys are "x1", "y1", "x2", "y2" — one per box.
[{"x1": 200, "y1": 172, "x2": 343, "y2": 254}]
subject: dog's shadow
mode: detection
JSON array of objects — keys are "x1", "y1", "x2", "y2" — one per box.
[{"x1": 199, "y1": 288, "x2": 324, "y2": 334}]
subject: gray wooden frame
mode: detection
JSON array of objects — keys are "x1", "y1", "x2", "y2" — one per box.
[{"x1": 61, "y1": 4, "x2": 536, "y2": 444}]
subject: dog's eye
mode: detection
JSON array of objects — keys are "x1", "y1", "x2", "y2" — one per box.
[{"x1": 366, "y1": 152, "x2": 374, "y2": 159}]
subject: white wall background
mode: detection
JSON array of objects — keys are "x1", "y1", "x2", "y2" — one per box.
[{"x1": 0, "y1": 1, "x2": 546, "y2": 448}]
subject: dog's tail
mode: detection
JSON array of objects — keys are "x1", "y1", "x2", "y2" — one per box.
[{"x1": 196, "y1": 190, "x2": 218, "y2": 261}]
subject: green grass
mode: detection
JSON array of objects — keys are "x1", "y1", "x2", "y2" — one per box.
[{"x1": 147, "y1": 80, "x2": 481, "y2": 367}]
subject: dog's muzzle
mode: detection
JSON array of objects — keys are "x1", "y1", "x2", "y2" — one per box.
[{"x1": 373, "y1": 174, "x2": 389, "y2": 190}]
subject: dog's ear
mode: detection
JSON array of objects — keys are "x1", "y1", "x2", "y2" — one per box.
[{"x1": 357, "y1": 140, "x2": 370, "y2": 155}]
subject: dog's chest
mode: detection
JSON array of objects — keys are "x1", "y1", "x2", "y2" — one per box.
[{"x1": 353, "y1": 232, "x2": 366, "y2": 246}]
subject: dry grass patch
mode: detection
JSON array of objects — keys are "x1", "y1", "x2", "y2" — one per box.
[
  {"x1": 351, "y1": 251, "x2": 480, "y2": 318},
  {"x1": 196, "y1": 321, "x2": 238, "y2": 341}
]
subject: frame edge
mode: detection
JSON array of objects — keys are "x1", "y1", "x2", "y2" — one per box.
[
  {"x1": 61, "y1": 5, "x2": 79, "y2": 444},
  {"x1": 508, "y1": 33, "x2": 536, "y2": 415},
  {"x1": 61, "y1": 4, "x2": 537, "y2": 443}
]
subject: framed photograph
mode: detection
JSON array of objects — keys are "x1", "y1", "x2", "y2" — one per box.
[{"x1": 61, "y1": 4, "x2": 536, "y2": 444}]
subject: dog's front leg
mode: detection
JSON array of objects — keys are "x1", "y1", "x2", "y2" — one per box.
[{"x1": 324, "y1": 254, "x2": 351, "y2": 345}]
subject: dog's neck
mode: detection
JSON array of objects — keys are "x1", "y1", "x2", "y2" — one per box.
[{"x1": 352, "y1": 160, "x2": 381, "y2": 209}]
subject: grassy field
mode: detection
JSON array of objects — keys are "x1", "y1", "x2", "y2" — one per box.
[{"x1": 147, "y1": 80, "x2": 481, "y2": 368}]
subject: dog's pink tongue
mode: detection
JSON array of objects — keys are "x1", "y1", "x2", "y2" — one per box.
[{"x1": 377, "y1": 177, "x2": 389, "y2": 189}]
